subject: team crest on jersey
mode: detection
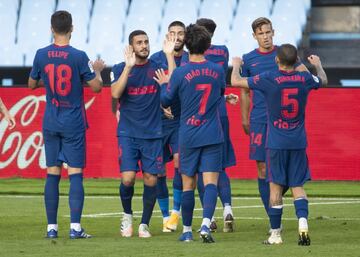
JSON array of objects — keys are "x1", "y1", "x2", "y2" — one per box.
[
  {"x1": 110, "y1": 72, "x2": 115, "y2": 82},
  {"x1": 312, "y1": 75, "x2": 319, "y2": 83},
  {"x1": 88, "y1": 61, "x2": 94, "y2": 73}
]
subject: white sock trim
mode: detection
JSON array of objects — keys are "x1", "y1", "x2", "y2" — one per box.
[
  {"x1": 47, "y1": 224, "x2": 58, "y2": 231},
  {"x1": 271, "y1": 205, "x2": 283, "y2": 209},
  {"x1": 201, "y1": 218, "x2": 211, "y2": 228},
  {"x1": 183, "y1": 226, "x2": 192, "y2": 233},
  {"x1": 70, "y1": 223, "x2": 81, "y2": 231}
]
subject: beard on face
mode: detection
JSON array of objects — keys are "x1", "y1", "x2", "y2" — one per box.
[
  {"x1": 135, "y1": 49, "x2": 149, "y2": 60},
  {"x1": 174, "y1": 41, "x2": 185, "y2": 52}
]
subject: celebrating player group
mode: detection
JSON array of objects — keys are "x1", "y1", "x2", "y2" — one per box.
[{"x1": 21, "y1": 10, "x2": 328, "y2": 245}]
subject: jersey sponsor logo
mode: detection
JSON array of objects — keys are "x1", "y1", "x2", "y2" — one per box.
[
  {"x1": 273, "y1": 118, "x2": 300, "y2": 129},
  {"x1": 186, "y1": 115, "x2": 208, "y2": 127},
  {"x1": 312, "y1": 75, "x2": 319, "y2": 83},
  {"x1": 127, "y1": 85, "x2": 157, "y2": 95},
  {"x1": 275, "y1": 75, "x2": 305, "y2": 85}
]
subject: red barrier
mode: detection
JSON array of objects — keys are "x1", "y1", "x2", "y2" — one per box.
[{"x1": 0, "y1": 87, "x2": 359, "y2": 180}]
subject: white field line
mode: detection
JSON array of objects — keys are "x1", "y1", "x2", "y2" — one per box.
[
  {"x1": 79, "y1": 200, "x2": 360, "y2": 218},
  {"x1": 1, "y1": 195, "x2": 360, "y2": 201}
]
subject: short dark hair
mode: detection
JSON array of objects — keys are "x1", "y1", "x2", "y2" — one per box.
[
  {"x1": 196, "y1": 18, "x2": 216, "y2": 35},
  {"x1": 277, "y1": 44, "x2": 298, "y2": 66},
  {"x1": 251, "y1": 17, "x2": 272, "y2": 33},
  {"x1": 185, "y1": 24, "x2": 211, "y2": 55},
  {"x1": 51, "y1": 10, "x2": 72, "y2": 34},
  {"x1": 168, "y1": 20, "x2": 185, "y2": 30},
  {"x1": 128, "y1": 30, "x2": 147, "y2": 44}
]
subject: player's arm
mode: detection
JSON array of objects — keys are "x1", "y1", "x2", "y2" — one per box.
[
  {"x1": 87, "y1": 58, "x2": 106, "y2": 93},
  {"x1": 0, "y1": 98, "x2": 15, "y2": 129},
  {"x1": 308, "y1": 55, "x2": 328, "y2": 86},
  {"x1": 231, "y1": 57, "x2": 250, "y2": 134},
  {"x1": 111, "y1": 46, "x2": 135, "y2": 99},
  {"x1": 163, "y1": 33, "x2": 176, "y2": 78},
  {"x1": 154, "y1": 68, "x2": 177, "y2": 108},
  {"x1": 28, "y1": 78, "x2": 43, "y2": 90}
]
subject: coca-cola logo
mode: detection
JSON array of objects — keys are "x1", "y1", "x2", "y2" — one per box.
[{"x1": 0, "y1": 95, "x2": 96, "y2": 170}]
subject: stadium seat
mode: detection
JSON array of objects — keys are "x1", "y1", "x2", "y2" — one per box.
[
  {"x1": 272, "y1": 0, "x2": 307, "y2": 29},
  {"x1": 57, "y1": 0, "x2": 93, "y2": 47},
  {"x1": 0, "y1": 45, "x2": 24, "y2": 66}
]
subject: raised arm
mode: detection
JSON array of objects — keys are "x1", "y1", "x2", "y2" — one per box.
[
  {"x1": 111, "y1": 46, "x2": 136, "y2": 99},
  {"x1": 163, "y1": 33, "x2": 176, "y2": 78},
  {"x1": 308, "y1": 55, "x2": 328, "y2": 86},
  {"x1": 231, "y1": 57, "x2": 249, "y2": 88},
  {"x1": 87, "y1": 58, "x2": 106, "y2": 93}
]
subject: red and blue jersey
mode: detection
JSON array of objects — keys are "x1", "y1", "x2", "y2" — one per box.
[
  {"x1": 248, "y1": 70, "x2": 322, "y2": 149},
  {"x1": 204, "y1": 44, "x2": 229, "y2": 118},
  {"x1": 150, "y1": 50, "x2": 189, "y2": 129},
  {"x1": 30, "y1": 44, "x2": 96, "y2": 133},
  {"x1": 161, "y1": 60, "x2": 225, "y2": 148},
  {"x1": 111, "y1": 60, "x2": 164, "y2": 139},
  {"x1": 241, "y1": 47, "x2": 279, "y2": 124}
]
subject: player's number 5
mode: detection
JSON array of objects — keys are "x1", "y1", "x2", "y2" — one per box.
[
  {"x1": 45, "y1": 64, "x2": 72, "y2": 96},
  {"x1": 281, "y1": 88, "x2": 299, "y2": 119}
]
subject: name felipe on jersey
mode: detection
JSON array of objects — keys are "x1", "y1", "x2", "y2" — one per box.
[
  {"x1": 184, "y1": 68, "x2": 219, "y2": 82},
  {"x1": 47, "y1": 50, "x2": 69, "y2": 59}
]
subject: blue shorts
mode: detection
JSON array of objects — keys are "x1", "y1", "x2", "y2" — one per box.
[
  {"x1": 179, "y1": 143, "x2": 223, "y2": 177},
  {"x1": 118, "y1": 136, "x2": 164, "y2": 175},
  {"x1": 163, "y1": 126, "x2": 179, "y2": 163},
  {"x1": 266, "y1": 149, "x2": 311, "y2": 187},
  {"x1": 43, "y1": 129, "x2": 86, "y2": 168},
  {"x1": 221, "y1": 116, "x2": 236, "y2": 169},
  {"x1": 249, "y1": 122, "x2": 266, "y2": 161}
]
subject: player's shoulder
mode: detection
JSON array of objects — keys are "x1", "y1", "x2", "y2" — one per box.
[
  {"x1": 242, "y1": 49, "x2": 258, "y2": 61},
  {"x1": 112, "y1": 62, "x2": 126, "y2": 73},
  {"x1": 149, "y1": 50, "x2": 164, "y2": 61}
]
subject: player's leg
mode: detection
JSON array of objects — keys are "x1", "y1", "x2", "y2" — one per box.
[
  {"x1": 118, "y1": 136, "x2": 139, "y2": 237},
  {"x1": 264, "y1": 182, "x2": 283, "y2": 245},
  {"x1": 289, "y1": 149, "x2": 311, "y2": 246},
  {"x1": 199, "y1": 144, "x2": 222, "y2": 243},
  {"x1": 157, "y1": 136, "x2": 171, "y2": 231},
  {"x1": 62, "y1": 131, "x2": 91, "y2": 239},
  {"x1": 196, "y1": 171, "x2": 205, "y2": 207},
  {"x1": 167, "y1": 152, "x2": 182, "y2": 231},
  {"x1": 43, "y1": 130, "x2": 62, "y2": 238},
  {"x1": 178, "y1": 146, "x2": 198, "y2": 242},
  {"x1": 139, "y1": 138, "x2": 164, "y2": 237}
]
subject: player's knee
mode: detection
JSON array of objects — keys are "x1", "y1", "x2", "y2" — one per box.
[
  {"x1": 121, "y1": 177, "x2": 135, "y2": 187},
  {"x1": 143, "y1": 172, "x2": 157, "y2": 186}
]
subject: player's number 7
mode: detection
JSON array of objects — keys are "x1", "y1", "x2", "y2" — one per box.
[{"x1": 196, "y1": 83, "x2": 212, "y2": 115}]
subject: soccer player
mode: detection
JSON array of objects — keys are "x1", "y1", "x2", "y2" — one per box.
[
  {"x1": 28, "y1": 10, "x2": 105, "y2": 239},
  {"x1": 240, "y1": 17, "x2": 307, "y2": 228},
  {"x1": 195, "y1": 18, "x2": 238, "y2": 232},
  {"x1": 231, "y1": 44, "x2": 328, "y2": 245},
  {"x1": 0, "y1": 98, "x2": 16, "y2": 129},
  {"x1": 150, "y1": 21, "x2": 188, "y2": 232},
  {"x1": 110, "y1": 30, "x2": 175, "y2": 238},
  {"x1": 155, "y1": 24, "x2": 225, "y2": 243}
]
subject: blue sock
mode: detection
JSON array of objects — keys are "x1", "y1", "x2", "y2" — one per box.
[
  {"x1": 181, "y1": 190, "x2": 195, "y2": 226},
  {"x1": 141, "y1": 184, "x2": 157, "y2": 225},
  {"x1": 172, "y1": 168, "x2": 182, "y2": 212},
  {"x1": 156, "y1": 176, "x2": 169, "y2": 218},
  {"x1": 120, "y1": 183, "x2": 134, "y2": 215},
  {"x1": 218, "y1": 171, "x2": 231, "y2": 206},
  {"x1": 44, "y1": 174, "x2": 61, "y2": 224},
  {"x1": 203, "y1": 184, "x2": 218, "y2": 220},
  {"x1": 258, "y1": 178, "x2": 270, "y2": 215},
  {"x1": 69, "y1": 173, "x2": 84, "y2": 223},
  {"x1": 268, "y1": 206, "x2": 283, "y2": 229},
  {"x1": 294, "y1": 198, "x2": 309, "y2": 219},
  {"x1": 197, "y1": 172, "x2": 204, "y2": 207}
]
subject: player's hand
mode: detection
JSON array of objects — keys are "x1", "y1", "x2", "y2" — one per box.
[
  {"x1": 307, "y1": 55, "x2": 321, "y2": 67},
  {"x1": 124, "y1": 45, "x2": 136, "y2": 68},
  {"x1": 162, "y1": 106, "x2": 174, "y2": 120},
  {"x1": 154, "y1": 68, "x2": 169, "y2": 85},
  {"x1": 225, "y1": 93, "x2": 239, "y2": 105},
  {"x1": 232, "y1": 57, "x2": 243, "y2": 69},
  {"x1": 4, "y1": 114, "x2": 16, "y2": 130},
  {"x1": 92, "y1": 58, "x2": 106, "y2": 72},
  {"x1": 163, "y1": 33, "x2": 176, "y2": 55},
  {"x1": 242, "y1": 122, "x2": 249, "y2": 135}
]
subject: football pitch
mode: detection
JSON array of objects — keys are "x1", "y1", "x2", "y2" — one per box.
[{"x1": 0, "y1": 179, "x2": 359, "y2": 257}]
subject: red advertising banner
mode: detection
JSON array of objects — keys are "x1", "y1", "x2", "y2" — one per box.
[{"x1": 0, "y1": 87, "x2": 359, "y2": 180}]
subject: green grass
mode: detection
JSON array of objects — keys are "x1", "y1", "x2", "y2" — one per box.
[{"x1": 0, "y1": 179, "x2": 359, "y2": 257}]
